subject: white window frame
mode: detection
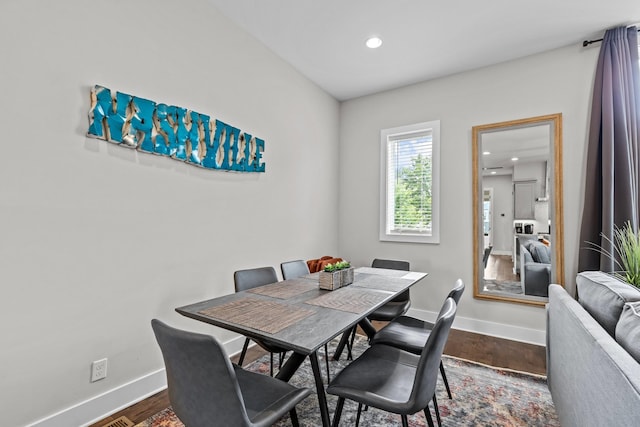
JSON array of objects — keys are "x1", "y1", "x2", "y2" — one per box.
[{"x1": 379, "y1": 120, "x2": 440, "y2": 244}]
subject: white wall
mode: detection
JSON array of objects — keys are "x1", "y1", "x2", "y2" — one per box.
[
  {"x1": 0, "y1": 1, "x2": 340, "y2": 426},
  {"x1": 483, "y1": 175, "x2": 514, "y2": 254},
  {"x1": 338, "y1": 44, "x2": 597, "y2": 341}
]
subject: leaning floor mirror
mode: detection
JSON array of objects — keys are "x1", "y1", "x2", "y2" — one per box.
[{"x1": 472, "y1": 114, "x2": 564, "y2": 306}]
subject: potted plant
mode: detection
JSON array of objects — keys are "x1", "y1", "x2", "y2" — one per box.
[
  {"x1": 587, "y1": 221, "x2": 640, "y2": 287},
  {"x1": 319, "y1": 261, "x2": 354, "y2": 290}
]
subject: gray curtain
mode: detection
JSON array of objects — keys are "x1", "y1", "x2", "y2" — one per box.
[{"x1": 579, "y1": 26, "x2": 640, "y2": 272}]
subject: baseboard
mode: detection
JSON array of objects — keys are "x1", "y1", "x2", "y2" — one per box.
[
  {"x1": 28, "y1": 314, "x2": 544, "y2": 426},
  {"x1": 406, "y1": 307, "x2": 546, "y2": 346},
  {"x1": 27, "y1": 335, "x2": 247, "y2": 427},
  {"x1": 491, "y1": 250, "x2": 511, "y2": 256}
]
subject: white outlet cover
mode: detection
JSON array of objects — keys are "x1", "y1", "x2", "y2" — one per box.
[{"x1": 91, "y1": 358, "x2": 108, "y2": 382}]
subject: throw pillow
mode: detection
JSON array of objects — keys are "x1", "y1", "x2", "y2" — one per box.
[
  {"x1": 615, "y1": 301, "x2": 640, "y2": 363},
  {"x1": 525, "y1": 240, "x2": 551, "y2": 264},
  {"x1": 577, "y1": 271, "x2": 640, "y2": 336}
]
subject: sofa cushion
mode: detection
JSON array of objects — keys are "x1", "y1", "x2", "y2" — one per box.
[
  {"x1": 577, "y1": 271, "x2": 640, "y2": 336},
  {"x1": 616, "y1": 302, "x2": 640, "y2": 363},
  {"x1": 525, "y1": 240, "x2": 551, "y2": 264}
]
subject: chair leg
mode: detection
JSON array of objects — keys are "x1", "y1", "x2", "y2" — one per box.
[
  {"x1": 432, "y1": 394, "x2": 442, "y2": 427},
  {"x1": 332, "y1": 397, "x2": 345, "y2": 427},
  {"x1": 324, "y1": 344, "x2": 330, "y2": 383},
  {"x1": 269, "y1": 352, "x2": 274, "y2": 377},
  {"x1": 355, "y1": 403, "x2": 363, "y2": 427},
  {"x1": 440, "y1": 360, "x2": 452, "y2": 399},
  {"x1": 424, "y1": 406, "x2": 435, "y2": 427},
  {"x1": 238, "y1": 338, "x2": 250, "y2": 366},
  {"x1": 348, "y1": 326, "x2": 357, "y2": 359},
  {"x1": 401, "y1": 414, "x2": 409, "y2": 427},
  {"x1": 290, "y1": 408, "x2": 300, "y2": 427}
]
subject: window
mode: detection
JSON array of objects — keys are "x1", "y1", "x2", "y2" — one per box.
[{"x1": 380, "y1": 120, "x2": 440, "y2": 243}]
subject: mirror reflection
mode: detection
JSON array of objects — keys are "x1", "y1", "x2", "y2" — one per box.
[{"x1": 472, "y1": 114, "x2": 564, "y2": 306}]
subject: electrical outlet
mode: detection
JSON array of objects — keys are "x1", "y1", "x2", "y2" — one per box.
[{"x1": 91, "y1": 358, "x2": 108, "y2": 382}]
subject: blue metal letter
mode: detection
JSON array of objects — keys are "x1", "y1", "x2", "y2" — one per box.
[{"x1": 129, "y1": 96, "x2": 156, "y2": 152}]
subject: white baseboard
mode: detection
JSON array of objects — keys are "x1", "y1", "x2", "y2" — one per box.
[
  {"x1": 27, "y1": 315, "x2": 544, "y2": 427},
  {"x1": 406, "y1": 307, "x2": 546, "y2": 346},
  {"x1": 28, "y1": 335, "x2": 247, "y2": 427},
  {"x1": 491, "y1": 250, "x2": 511, "y2": 256}
]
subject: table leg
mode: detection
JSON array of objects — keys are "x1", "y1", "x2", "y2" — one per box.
[
  {"x1": 333, "y1": 318, "x2": 377, "y2": 360},
  {"x1": 309, "y1": 351, "x2": 331, "y2": 427},
  {"x1": 332, "y1": 329, "x2": 352, "y2": 361},
  {"x1": 275, "y1": 351, "x2": 306, "y2": 382},
  {"x1": 359, "y1": 317, "x2": 377, "y2": 339}
]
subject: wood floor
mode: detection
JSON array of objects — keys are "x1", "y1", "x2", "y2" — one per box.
[
  {"x1": 484, "y1": 254, "x2": 520, "y2": 282},
  {"x1": 90, "y1": 328, "x2": 546, "y2": 427}
]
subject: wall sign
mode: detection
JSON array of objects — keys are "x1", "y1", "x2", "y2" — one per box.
[{"x1": 87, "y1": 85, "x2": 265, "y2": 172}]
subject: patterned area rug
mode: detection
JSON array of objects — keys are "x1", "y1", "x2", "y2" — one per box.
[{"x1": 137, "y1": 337, "x2": 558, "y2": 426}]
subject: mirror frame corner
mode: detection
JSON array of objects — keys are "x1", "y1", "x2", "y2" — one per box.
[{"x1": 472, "y1": 113, "x2": 564, "y2": 307}]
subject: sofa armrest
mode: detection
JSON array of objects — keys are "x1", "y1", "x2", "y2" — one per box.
[
  {"x1": 523, "y1": 262, "x2": 550, "y2": 297},
  {"x1": 547, "y1": 284, "x2": 640, "y2": 426}
]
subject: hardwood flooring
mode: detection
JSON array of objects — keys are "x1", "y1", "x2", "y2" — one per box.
[
  {"x1": 484, "y1": 254, "x2": 520, "y2": 282},
  {"x1": 90, "y1": 328, "x2": 546, "y2": 427}
]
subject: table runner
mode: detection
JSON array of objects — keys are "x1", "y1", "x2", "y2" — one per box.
[
  {"x1": 198, "y1": 297, "x2": 315, "y2": 334},
  {"x1": 350, "y1": 273, "x2": 413, "y2": 292},
  {"x1": 247, "y1": 279, "x2": 317, "y2": 299},
  {"x1": 304, "y1": 287, "x2": 391, "y2": 314}
]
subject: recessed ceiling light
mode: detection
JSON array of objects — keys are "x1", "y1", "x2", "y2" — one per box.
[
  {"x1": 366, "y1": 36, "x2": 383, "y2": 49},
  {"x1": 491, "y1": 171, "x2": 497, "y2": 175},
  {"x1": 511, "y1": 157, "x2": 519, "y2": 161},
  {"x1": 483, "y1": 151, "x2": 491, "y2": 155}
]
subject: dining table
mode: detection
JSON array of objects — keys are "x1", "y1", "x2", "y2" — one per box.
[{"x1": 175, "y1": 266, "x2": 428, "y2": 427}]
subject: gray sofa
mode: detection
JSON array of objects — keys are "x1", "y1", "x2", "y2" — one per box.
[
  {"x1": 547, "y1": 271, "x2": 640, "y2": 426},
  {"x1": 520, "y1": 240, "x2": 551, "y2": 297}
]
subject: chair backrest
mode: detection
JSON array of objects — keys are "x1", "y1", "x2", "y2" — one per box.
[
  {"x1": 280, "y1": 260, "x2": 310, "y2": 280},
  {"x1": 234, "y1": 266, "x2": 278, "y2": 292},
  {"x1": 371, "y1": 258, "x2": 410, "y2": 271},
  {"x1": 151, "y1": 319, "x2": 251, "y2": 427},
  {"x1": 448, "y1": 278, "x2": 465, "y2": 304},
  {"x1": 409, "y1": 298, "x2": 457, "y2": 412},
  {"x1": 372, "y1": 258, "x2": 411, "y2": 301}
]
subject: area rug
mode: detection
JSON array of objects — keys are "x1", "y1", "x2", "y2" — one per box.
[{"x1": 136, "y1": 337, "x2": 558, "y2": 426}]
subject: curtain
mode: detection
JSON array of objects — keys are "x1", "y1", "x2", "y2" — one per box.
[{"x1": 579, "y1": 26, "x2": 640, "y2": 272}]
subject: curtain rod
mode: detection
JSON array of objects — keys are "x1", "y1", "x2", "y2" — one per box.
[{"x1": 583, "y1": 27, "x2": 640, "y2": 47}]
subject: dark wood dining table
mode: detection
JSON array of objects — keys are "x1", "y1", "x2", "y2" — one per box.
[{"x1": 175, "y1": 266, "x2": 428, "y2": 427}]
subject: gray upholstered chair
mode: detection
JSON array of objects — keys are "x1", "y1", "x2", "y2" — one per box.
[
  {"x1": 368, "y1": 258, "x2": 411, "y2": 321},
  {"x1": 337, "y1": 258, "x2": 411, "y2": 361},
  {"x1": 370, "y1": 279, "x2": 465, "y2": 400},
  {"x1": 234, "y1": 266, "x2": 289, "y2": 376},
  {"x1": 327, "y1": 298, "x2": 457, "y2": 427},
  {"x1": 151, "y1": 319, "x2": 311, "y2": 427},
  {"x1": 280, "y1": 259, "x2": 311, "y2": 281},
  {"x1": 280, "y1": 259, "x2": 331, "y2": 382}
]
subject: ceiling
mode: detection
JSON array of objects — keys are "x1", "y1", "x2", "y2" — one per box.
[
  {"x1": 207, "y1": 0, "x2": 640, "y2": 100},
  {"x1": 481, "y1": 125, "x2": 550, "y2": 177}
]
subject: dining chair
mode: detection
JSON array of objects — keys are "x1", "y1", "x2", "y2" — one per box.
[
  {"x1": 280, "y1": 259, "x2": 311, "y2": 281},
  {"x1": 326, "y1": 298, "x2": 457, "y2": 427},
  {"x1": 368, "y1": 258, "x2": 411, "y2": 321},
  {"x1": 370, "y1": 279, "x2": 465, "y2": 400},
  {"x1": 234, "y1": 266, "x2": 289, "y2": 376},
  {"x1": 151, "y1": 319, "x2": 311, "y2": 427},
  {"x1": 280, "y1": 259, "x2": 332, "y2": 382},
  {"x1": 341, "y1": 258, "x2": 411, "y2": 357}
]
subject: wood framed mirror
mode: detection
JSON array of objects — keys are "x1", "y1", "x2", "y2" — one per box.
[{"x1": 472, "y1": 114, "x2": 564, "y2": 306}]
